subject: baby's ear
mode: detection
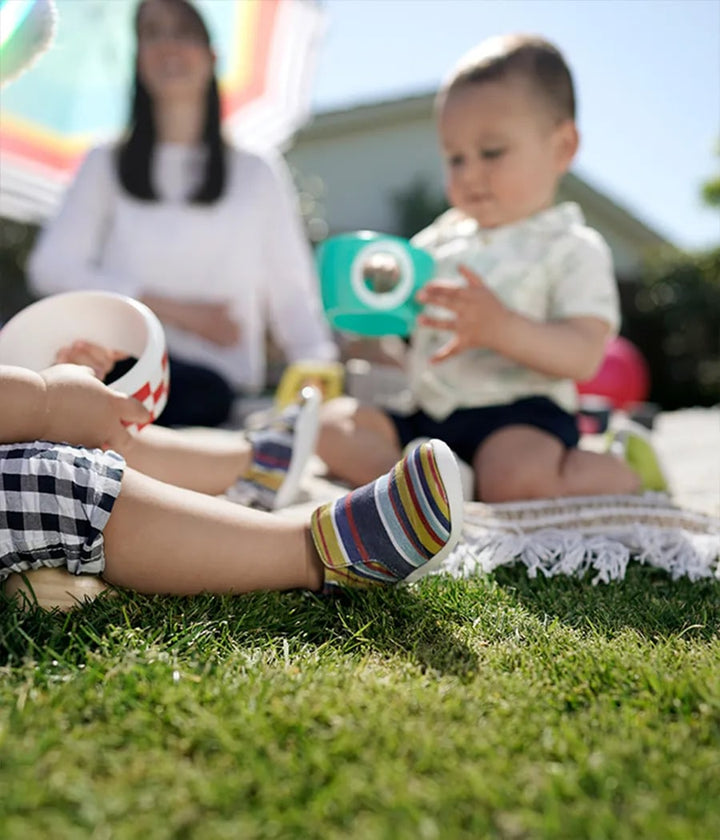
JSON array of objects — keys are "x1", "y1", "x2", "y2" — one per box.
[{"x1": 554, "y1": 120, "x2": 579, "y2": 172}]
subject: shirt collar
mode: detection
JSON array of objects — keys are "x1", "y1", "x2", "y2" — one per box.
[{"x1": 461, "y1": 201, "x2": 585, "y2": 244}]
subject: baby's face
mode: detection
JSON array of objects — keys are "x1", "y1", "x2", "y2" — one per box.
[{"x1": 438, "y1": 78, "x2": 577, "y2": 228}]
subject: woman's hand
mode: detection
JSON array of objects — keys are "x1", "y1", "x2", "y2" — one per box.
[
  {"x1": 141, "y1": 295, "x2": 241, "y2": 347},
  {"x1": 55, "y1": 340, "x2": 129, "y2": 380},
  {"x1": 179, "y1": 301, "x2": 241, "y2": 346}
]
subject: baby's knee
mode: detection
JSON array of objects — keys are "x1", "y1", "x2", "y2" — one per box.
[
  {"x1": 318, "y1": 396, "x2": 360, "y2": 432},
  {"x1": 319, "y1": 396, "x2": 393, "y2": 434},
  {"x1": 478, "y1": 462, "x2": 562, "y2": 503}
]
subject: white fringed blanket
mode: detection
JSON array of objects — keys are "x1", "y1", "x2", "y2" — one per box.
[{"x1": 443, "y1": 494, "x2": 720, "y2": 584}]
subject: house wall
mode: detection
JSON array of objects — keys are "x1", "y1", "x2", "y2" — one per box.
[
  {"x1": 288, "y1": 116, "x2": 443, "y2": 236},
  {"x1": 287, "y1": 112, "x2": 658, "y2": 277}
]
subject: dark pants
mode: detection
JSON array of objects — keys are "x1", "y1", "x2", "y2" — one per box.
[
  {"x1": 155, "y1": 356, "x2": 236, "y2": 428},
  {"x1": 388, "y1": 396, "x2": 580, "y2": 465}
]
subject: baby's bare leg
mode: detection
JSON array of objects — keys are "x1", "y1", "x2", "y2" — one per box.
[
  {"x1": 474, "y1": 426, "x2": 641, "y2": 503},
  {"x1": 102, "y1": 468, "x2": 323, "y2": 594},
  {"x1": 120, "y1": 425, "x2": 251, "y2": 494},
  {"x1": 316, "y1": 396, "x2": 401, "y2": 486}
]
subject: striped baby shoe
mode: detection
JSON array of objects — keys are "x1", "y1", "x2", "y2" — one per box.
[
  {"x1": 403, "y1": 437, "x2": 475, "y2": 501},
  {"x1": 229, "y1": 386, "x2": 321, "y2": 511},
  {"x1": 311, "y1": 438, "x2": 464, "y2": 592}
]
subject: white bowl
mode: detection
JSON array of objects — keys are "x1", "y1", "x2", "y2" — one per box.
[{"x1": 0, "y1": 291, "x2": 169, "y2": 428}]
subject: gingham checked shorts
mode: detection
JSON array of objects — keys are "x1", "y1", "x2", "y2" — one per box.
[{"x1": 0, "y1": 442, "x2": 125, "y2": 583}]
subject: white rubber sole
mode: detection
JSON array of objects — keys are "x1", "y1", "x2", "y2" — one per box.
[
  {"x1": 404, "y1": 437, "x2": 475, "y2": 501},
  {"x1": 404, "y1": 438, "x2": 465, "y2": 584},
  {"x1": 272, "y1": 386, "x2": 321, "y2": 510}
]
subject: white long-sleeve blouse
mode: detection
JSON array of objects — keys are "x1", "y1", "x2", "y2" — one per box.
[{"x1": 28, "y1": 142, "x2": 338, "y2": 391}]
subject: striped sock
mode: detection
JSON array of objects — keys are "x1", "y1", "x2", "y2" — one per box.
[
  {"x1": 311, "y1": 439, "x2": 464, "y2": 593},
  {"x1": 229, "y1": 387, "x2": 320, "y2": 511}
]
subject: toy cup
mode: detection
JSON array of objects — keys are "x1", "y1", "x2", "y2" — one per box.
[
  {"x1": 0, "y1": 290, "x2": 169, "y2": 428},
  {"x1": 317, "y1": 232, "x2": 435, "y2": 336}
]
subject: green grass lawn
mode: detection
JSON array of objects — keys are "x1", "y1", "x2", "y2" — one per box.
[{"x1": 1, "y1": 568, "x2": 718, "y2": 839}]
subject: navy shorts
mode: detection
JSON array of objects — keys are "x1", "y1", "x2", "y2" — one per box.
[{"x1": 388, "y1": 396, "x2": 580, "y2": 465}]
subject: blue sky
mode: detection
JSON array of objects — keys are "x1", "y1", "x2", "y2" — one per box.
[{"x1": 310, "y1": 0, "x2": 720, "y2": 250}]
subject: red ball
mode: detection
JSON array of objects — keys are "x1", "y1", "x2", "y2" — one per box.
[{"x1": 577, "y1": 336, "x2": 650, "y2": 410}]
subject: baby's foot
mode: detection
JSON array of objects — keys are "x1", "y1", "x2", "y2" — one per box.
[
  {"x1": 311, "y1": 438, "x2": 464, "y2": 593},
  {"x1": 229, "y1": 387, "x2": 321, "y2": 511}
]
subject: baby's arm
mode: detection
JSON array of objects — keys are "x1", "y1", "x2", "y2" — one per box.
[
  {"x1": 0, "y1": 366, "x2": 47, "y2": 443},
  {"x1": 417, "y1": 265, "x2": 609, "y2": 380},
  {"x1": 0, "y1": 364, "x2": 150, "y2": 448}
]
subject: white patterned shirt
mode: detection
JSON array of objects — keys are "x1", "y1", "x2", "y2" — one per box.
[
  {"x1": 28, "y1": 143, "x2": 337, "y2": 392},
  {"x1": 406, "y1": 202, "x2": 620, "y2": 420}
]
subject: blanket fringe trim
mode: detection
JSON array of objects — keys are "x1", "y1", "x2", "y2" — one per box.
[{"x1": 442, "y1": 493, "x2": 720, "y2": 584}]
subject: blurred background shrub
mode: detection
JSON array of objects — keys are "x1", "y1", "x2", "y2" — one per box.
[
  {"x1": 620, "y1": 247, "x2": 719, "y2": 409},
  {"x1": 0, "y1": 218, "x2": 38, "y2": 325}
]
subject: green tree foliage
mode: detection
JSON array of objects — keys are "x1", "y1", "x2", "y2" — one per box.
[
  {"x1": 0, "y1": 218, "x2": 39, "y2": 324},
  {"x1": 391, "y1": 177, "x2": 448, "y2": 239},
  {"x1": 702, "y1": 176, "x2": 720, "y2": 208},
  {"x1": 701, "y1": 141, "x2": 720, "y2": 208},
  {"x1": 622, "y1": 247, "x2": 720, "y2": 409}
]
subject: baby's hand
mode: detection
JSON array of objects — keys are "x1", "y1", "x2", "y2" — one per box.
[
  {"x1": 55, "y1": 341, "x2": 129, "y2": 380},
  {"x1": 41, "y1": 364, "x2": 151, "y2": 451},
  {"x1": 417, "y1": 265, "x2": 511, "y2": 363}
]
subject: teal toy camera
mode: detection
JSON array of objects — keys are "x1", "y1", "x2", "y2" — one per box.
[{"x1": 317, "y1": 231, "x2": 435, "y2": 336}]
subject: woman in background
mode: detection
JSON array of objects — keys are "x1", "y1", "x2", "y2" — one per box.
[{"x1": 28, "y1": 0, "x2": 337, "y2": 427}]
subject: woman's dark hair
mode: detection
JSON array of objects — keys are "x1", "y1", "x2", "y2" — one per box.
[{"x1": 117, "y1": 0, "x2": 226, "y2": 204}]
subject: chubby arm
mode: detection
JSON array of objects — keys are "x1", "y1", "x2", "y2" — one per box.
[
  {"x1": 485, "y1": 307, "x2": 609, "y2": 380},
  {"x1": 0, "y1": 364, "x2": 150, "y2": 448},
  {"x1": 418, "y1": 265, "x2": 610, "y2": 380},
  {"x1": 0, "y1": 366, "x2": 48, "y2": 443}
]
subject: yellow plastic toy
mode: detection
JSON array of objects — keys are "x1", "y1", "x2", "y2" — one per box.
[{"x1": 274, "y1": 361, "x2": 345, "y2": 409}]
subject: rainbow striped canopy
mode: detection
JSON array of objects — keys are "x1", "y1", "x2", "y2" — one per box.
[{"x1": 0, "y1": 0, "x2": 324, "y2": 221}]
